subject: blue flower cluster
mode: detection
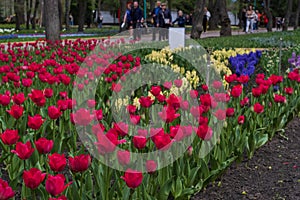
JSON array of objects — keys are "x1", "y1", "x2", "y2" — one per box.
[
  {"x1": 229, "y1": 51, "x2": 262, "y2": 77},
  {"x1": 0, "y1": 34, "x2": 17, "y2": 40}
]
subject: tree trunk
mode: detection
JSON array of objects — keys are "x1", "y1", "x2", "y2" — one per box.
[
  {"x1": 119, "y1": 0, "x2": 127, "y2": 32},
  {"x1": 168, "y1": 0, "x2": 172, "y2": 11},
  {"x1": 294, "y1": 0, "x2": 300, "y2": 30},
  {"x1": 98, "y1": 0, "x2": 101, "y2": 14},
  {"x1": 263, "y1": 0, "x2": 272, "y2": 32},
  {"x1": 65, "y1": 0, "x2": 70, "y2": 30},
  {"x1": 190, "y1": 0, "x2": 206, "y2": 39},
  {"x1": 15, "y1": 0, "x2": 25, "y2": 30},
  {"x1": 58, "y1": 0, "x2": 63, "y2": 30},
  {"x1": 219, "y1": 0, "x2": 231, "y2": 36},
  {"x1": 208, "y1": 0, "x2": 220, "y2": 30},
  {"x1": 44, "y1": 0, "x2": 60, "y2": 42},
  {"x1": 150, "y1": 0, "x2": 155, "y2": 12},
  {"x1": 77, "y1": 0, "x2": 86, "y2": 32},
  {"x1": 32, "y1": 0, "x2": 39, "y2": 29},
  {"x1": 282, "y1": 0, "x2": 293, "y2": 31},
  {"x1": 26, "y1": 0, "x2": 32, "y2": 29}
]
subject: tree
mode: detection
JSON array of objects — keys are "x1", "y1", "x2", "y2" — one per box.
[
  {"x1": 119, "y1": 0, "x2": 127, "y2": 32},
  {"x1": 190, "y1": 0, "x2": 206, "y2": 39},
  {"x1": 31, "y1": 0, "x2": 39, "y2": 29},
  {"x1": 219, "y1": 0, "x2": 231, "y2": 36},
  {"x1": 26, "y1": 0, "x2": 32, "y2": 30},
  {"x1": 15, "y1": 0, "x2": 25, "y2": 30},
  {"x1": 77, "y1": 0, "x2": 87, "y2": 32},
  {"x1": 282, "y1": 0, "x2": 293, "y2": 31},
  {"x1": 44, "y1": 0, "x2": 60, "y2": 42},
  {"x1": 65, "y1": 0, "x2": 71, "y2": 30},
  {"x1": 208, "y1": 0, "x2": 221, "y2": 30},
  {"x1": 294, "y1": 0, "x2": 300, "y2": 30},
  {"x1": 263, "y1": 0, "x2": 272, "y2": 32}
]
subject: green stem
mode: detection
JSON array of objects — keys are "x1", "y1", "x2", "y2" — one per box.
[
  {"x1": 32, "y1": 189, "x2": 37, "y2": 200},
  {"x1": 79, "y1": 173, "x2": 84, "y2": 198}
]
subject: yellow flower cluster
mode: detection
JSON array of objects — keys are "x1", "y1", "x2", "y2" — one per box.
[
  {"x1": 114, "y1": 96, "x2": 130, "y2": 111},
  {"x1": 145, "y1": 47, "x2": 200, "y2": 88}
]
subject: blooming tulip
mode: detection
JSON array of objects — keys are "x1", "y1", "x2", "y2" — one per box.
[
  {"x1": 23, "y1": 168, "x2": 46, "y2": 189},
  {"x1": 68, "y1": 154, "x2": 91, "y2": 173},
  {"x1": 121, "y1": 169, "x2": 143, "y2": 189},
  {"x1": 11, "y1": 141, "x2": 35, "y2": 160},
  {"x1": 48, "y1": 153, "x2": 67, "y2": 172},
  {"x1": 45, "y1": 174, "x2": 71, "y2": 196}
]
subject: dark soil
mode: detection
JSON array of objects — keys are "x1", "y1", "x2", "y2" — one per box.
[{"x1": 193, "y1": 117, "x2": 300, "y2": 200}]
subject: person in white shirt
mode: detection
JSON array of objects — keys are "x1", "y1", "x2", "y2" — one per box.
[
  {"x1": 203, "y1": 7, "x2": 211, "y2": 32},
  {"x1": 245, "y1": 5, "x2": 256, "y2": 33}
]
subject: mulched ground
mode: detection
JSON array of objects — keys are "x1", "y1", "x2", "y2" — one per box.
[{"x1": 193, "y1": 117, "x2": 300, "y2": 200}]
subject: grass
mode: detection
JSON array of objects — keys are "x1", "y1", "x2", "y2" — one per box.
[{"x1": 198, "y1": 29, "x2": 300, "y2": 49}]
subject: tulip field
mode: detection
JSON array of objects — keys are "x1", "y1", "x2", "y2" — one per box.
[{"x1": 0, "y1": 37, "x2": 300, "y2": 200}]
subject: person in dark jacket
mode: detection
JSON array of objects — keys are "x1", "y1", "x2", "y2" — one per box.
[
  {"x1": 156, "y1": 3, "x2": 172, "y2": 41},
  {"x1": 151, "y1": 1, "x2": 161, "y2": 40},
  {"x1": 131, "y1": 1, "x2": 143, "y2": 40},
  {"x1": 172, "y1": 10, "x2": 185, "y2": 27}
]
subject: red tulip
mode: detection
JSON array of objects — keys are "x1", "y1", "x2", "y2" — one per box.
[
  {"x1": 252, "y1": 87, "x2": 262, "y2": 97},
  {"x1": 28, "y1": 114, "x2": 44, "y2": 130},
  {"x1": 94, "y1": 109, "x2": 103, "y2": 120},
  {"x1": 190, "y1": 90, "x2": 198, "y2": 99},
  {"x1": 12, "y1": 93, "x2": 25, "y2": 105},
  {"x1": 201, "y1": 84, "x2": 209, "y2": 91},
  {"x1": 44, "y1": 88, "x2": 54, "y2": 98},
  {"x1": 212, "y1": 80, "x2": 222, "y2": 89},
  {"x1": 6, "y1": 104, "x2": 24, "y2": 119},
  {"x1": 35, "y1": 138, "x2": 54, "y2": 154},
  {"x1": 174, "y1": 79, "x2": 182, "y2": 88},
  {"x1": 126, "y1": 105, "x2": 137, "y2": 114},
  {"x1": 0, "y1": 94, "x2": 10, "y2": 106},
  {"x1": 139, "y1": 96, "x2": 153, "y2": 108},
  {"x1": 253, "y1": 102, "x2": 264, "y2": 114},
  {"x1": 226, "y1": 108, "x2": 235, "y2": 117},
  {"x1": 11, "y1": 141, "x2": 35, "y2": 160},
  {"x1": 152, "y1": 133, "x2": 172, "y2": 150},
  {"x1": 45, "y1": 174, "x2": 72, "y2": 197},
  {"x1": 200, "y1": 94, "x2": 212, "y2": 107},
  {"x1": 68, "y1": 154, "x2": 91, "y2": 173},
  {"x1": 0, "y1": 178, "x2": 14, "y2": 200},
  {"x1": 48, "y1": 106, "x2": 62, "y2": 120},
  {"x1": 284, "y1": 87, "x2": 293, "y2": 95},
  {"x1": 163, "y1": 81, "x2": 172, "y2": 89},
  {"x1": 72, "y1": 108, "x2": 92, "y2": 126},
  {"x1": 196, "y1": 125, "x2": 213, "y2": 141},
  {"x1": 117, "y1": 150, "x2": 130, "y2": 166},
  {"x1": 238, "y1": 115, "x2": 245, "y2": 124},
  {"x1": 95, "y1": 132, "x2": 118, "y2": 155},
  {"x1": 274, "y1": 94, "x2": 286, "y2": 103},
  {"x1": 48, "y1": 153, "x2": 67, "y2": 172},
  {"x1": 130, "y1": 115, "x2": 141, "y2": 125},
  {"x1": 158, "y1": 106, "x2": 180, "y2": 123},
  {"x1": 113, "y1": 122, "x2": 128, "y2": 137},
  {"x1": 0, "y1": 129, "x2": 19, "y2": 145},
  {"x1": 238, "y1": 75, "x2": 249, "y2": 84},
  {"x1": 29, "y1": 89, "x2": 46, "y2": 106},
  {"x1": 21, "y1": 78, "x2": 33, "y2": 87},
  {"x1": 23, "y1": 168, "x2": 46, "y2": 189},
  {"x1": 121, "y1": 169, "x2": 143, "y2": 189},
  {"x1": 150, "y1": 86, "x2": 161, "y2": 96},
  {"x1": 225, "y1": 74, "x2": 237, "y2": 83},
  {"x1": 240, "y1": 97, "x2": 249, "y2": 107},
  {"x1": 146, "y1": 160, "x2": 157, "y2": 174},
  {"x1": 57, "y1": 100, "x2": 68, "y2": 111},
  {"x1": 49, "y1": 195, "x2": 67, "y2": 200},
  {"x1": 166, "y1": 94, "x2": 181, "y2": 111},
  {"x1": 269, "y1": 74, "x2": 283, "y2": 85},
  {"x1": 156, "y1": 94, "x2": 166, "y2": 103},
  {"x1": 230, "y1": 85, "x2": 243, "y2": 98},
  {"x1": 133, "y1": 136, "x2": 147, "y2": 149},
  {"x1": 214, "y1": 109, "x2": 226, "y2": 120},
  {"x1": 87, "y1": 99, "x2": 96, "y2": 108}
]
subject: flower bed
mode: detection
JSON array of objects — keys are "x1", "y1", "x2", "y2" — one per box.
[{"x1": 0, "y1": 39, "x2": 300, "y2": 199}]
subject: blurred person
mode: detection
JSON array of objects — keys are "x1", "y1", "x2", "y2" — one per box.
[
  {"x1": 152, "y1": 1, "x2": 161, "y2": 41},
  {"x1": 69, "y1": 13, "x2": 74, "y2": 26},
  {"x1": 246, "y1": 5, "x2": 256, "y2": 33},
  {"x1": 131, "y1": 1, "x2": 143, "y2": 40},
  {"x1": 172, "y1": 10, "x2": 185, "y2": 27},
  {"x1": 122, "y1": 3, "x2": 133, "y2": 39},
  {"x1": 97, "y1": 12, "x2": 103, "y2": 28},
  {"x1": 156, "y1": 3, "x2": 172, "y2": 41},
  {"x1": 202, "y1": 7, "x2": 211, "y2": 32}
]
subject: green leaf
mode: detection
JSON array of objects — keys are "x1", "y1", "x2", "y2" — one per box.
[
  {"x1": 255, "y1": 133, "x2": 268, "y2": 148},
  {"x1": 174, "y1": 177, "x2": 182, "y2": 199},
  {"x1": 187, "y1": 166, "x2": 201, "y2": 187},
  {"x1": 158, "y1": 177, "x2": 173, "y2": 200}
]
